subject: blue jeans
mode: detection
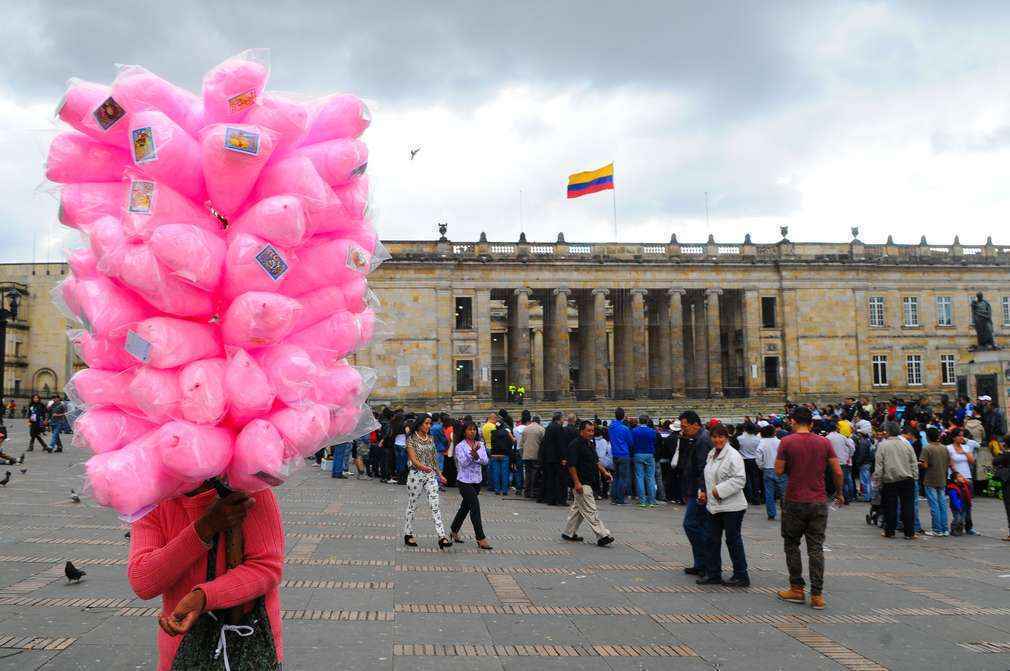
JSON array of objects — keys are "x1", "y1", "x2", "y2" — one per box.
[
  {"x1": 612, "y1": 457, "x2": 631, "y2": 503},
  {"x1": 924, "y1": 485, "x2": 949, "y2": 534},
  {"x1": 48, "y1": 420, "x2": 66, "y2": 450},
  {"x1": 489, "y1": 456, "x2": 510, "y2": 494},
  {"x1": 634, "y1": 454, "x2": 657, "y2": 505},
  {"x1": 395, "y1": 445, "x2": 408, "y2": 476},
  {"x1": 842, "y1": 466, "x2": 855, "y2": 503},
  {"x1": 763, "y1": 469, "x2": 786, "y2": 519},
  {"x1": 859, "y1": 463, "x2": 874, "y2": 502},
  {"x1": 331, "y1": 443, "x2": 351, "y2": 477},
  {"x1": 683, "y1": 496, "x2": 710, "y2": 571},
  {"x1": 511, "y1": 458, "x2": 524, "y2": 491},
  {"x1": 705, "y1": 509, "x2": 748, "y2": 580}
]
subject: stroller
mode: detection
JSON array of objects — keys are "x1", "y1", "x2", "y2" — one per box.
[{"x1": 865, "y1": 491, "x2": 883, "y2": 527}]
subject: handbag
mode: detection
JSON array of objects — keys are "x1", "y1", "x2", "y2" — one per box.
[{"x1": 170, "y1": 534, "x2": 279, "y2": 671}]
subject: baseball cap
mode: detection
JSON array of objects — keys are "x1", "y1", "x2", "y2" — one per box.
[{"x1": 979, "y1": 395, "x2": 992, "y2": 402}]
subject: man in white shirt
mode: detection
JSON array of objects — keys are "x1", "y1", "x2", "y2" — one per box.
[
  {"x1": 755, "y1": 422, "x2": 783, "y2": 520},
  {"x1": 826, "y1": 422, "x2": 855, "y2": 504},
  {"x1": 737, "y1": 423, "x2": 762, "y2": 504}
]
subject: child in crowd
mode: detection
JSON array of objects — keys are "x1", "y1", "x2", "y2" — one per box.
[{"x1": 946, "y1": 475, "x2": 972, "y2": 536}]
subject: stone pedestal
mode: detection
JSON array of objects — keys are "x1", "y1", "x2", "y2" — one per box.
[{"x1": 957, "y1": 350, "x2": 1010, "y2": 407}]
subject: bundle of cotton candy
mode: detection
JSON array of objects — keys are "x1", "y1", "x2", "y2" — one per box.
[{"x1": 49, "y1": 49, "x2": 382, "y2": 519}]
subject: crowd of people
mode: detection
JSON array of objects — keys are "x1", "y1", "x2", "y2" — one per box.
[{"x1": 316, "y1": 393, "x2": 1010, "y2": 609}]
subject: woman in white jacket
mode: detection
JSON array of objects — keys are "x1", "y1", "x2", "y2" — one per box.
[{"x1": 697, "y1": 424, "x2": 750, "y2": 587}]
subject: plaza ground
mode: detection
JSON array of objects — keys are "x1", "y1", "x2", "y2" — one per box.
[{"x1": 3, "y1": 426, "x2": 1010, "y2": 670}]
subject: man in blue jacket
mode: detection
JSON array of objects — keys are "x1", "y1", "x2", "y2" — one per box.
[
  {"x1": 608, "y1": 408, "x2": 633, "y2": 505},
  {"x1": 678, "y1": 410, "x2": 712, "y2": 575},
  {"x1": 631, "y1": 415, "x2": 658, "y2": 507}
]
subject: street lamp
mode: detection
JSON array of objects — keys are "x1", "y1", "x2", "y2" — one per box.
[{"x1": 0, "y1": 289, "x2": 21, "y2": 414}]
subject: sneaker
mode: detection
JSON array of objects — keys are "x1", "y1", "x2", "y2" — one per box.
[
  {"x1": 940, "y1": 531, "x2": 950, "y2": 537},
  {"x1": 810, "y1": 594, "x2": 826, "y2": 610},
  {"x1": 637, "y1": 503, "x2": 648, "y2": 508},
  {"x1": 777, "y1": 587, "x2": 806, "y2": 604},
  {"x1": 597, "y1": 535, "x2": 615, "y2": 547},
  {"x1": 922, "y1": 530, "x2": 937, "y2": 537},
  {"x1": 561, "y1": 534, "x2": 584, "y2": 542},
  {"x1": 967, "y1": 529, "x2": 979, "y2": 536}
]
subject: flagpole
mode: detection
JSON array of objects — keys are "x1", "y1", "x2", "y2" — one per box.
[{"x1": 611, "y1": 162, "x2": 618, "y2": 240}]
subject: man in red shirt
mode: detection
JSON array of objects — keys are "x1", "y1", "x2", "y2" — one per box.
[{"x1": 774, "y1": 406, "x2": 843, "y2": 610}]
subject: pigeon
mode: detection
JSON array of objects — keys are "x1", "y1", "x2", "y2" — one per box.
[
  {"x1": 0, "y1": 471, "x2": 9, "y2": 486},
  {"x1": 19, "y1": 468, "x2": 26, "y2": 475},
  {"x1": 124, "y1": 531, "x2": 131, "y2": 539},
  {"x1": 65, "y1": 561, "x2": 86, "y2": 583},
  {"x1": 70, "y1": 490, "x2": 81, "y2": 503},
  {"x1": 17, "y1": 453, "x2": 24, "y2": 464}
]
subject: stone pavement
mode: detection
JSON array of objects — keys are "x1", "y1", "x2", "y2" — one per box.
[{"x1": 4, "y1": 426, "x2": 1010, "y2": 669}]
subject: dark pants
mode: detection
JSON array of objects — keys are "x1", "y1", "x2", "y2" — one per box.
[
  {"x1": 28, "y1": 427, "x2": 46, "y2": 451},
  {"x1": 661, "y1": 460, "x2": 678, "y2": 502},
  {"x1": 705, "y1": 509, "x2": 748, "y2": 580},
  {"x1": 744, "y1": 459, "x2": 762, "y2": 503},
  {"x1": 451, "y1": 482, "x2": 486, "y2": 541},
  {"x1": 1002, "y1": 480, "x2": 1010, "y2": 531},
  {"x1": 523, "y1": 459, "x2": 539, "y2": 497},
  {"x1": 611, "y1": 457, "x2": 631, "y2": 503},
  {"x1": 542, "y1": 462, "x2": 562, "y2": 505},
  {"x1": 781, "y1": 501, "x2": 828, "y2": 595},
  {"x1": 882, "y1": 478, "x2": 916, "y2": 538},
  {"x1": 683, "y1": 496, "x2": 710, "y2": 571}
]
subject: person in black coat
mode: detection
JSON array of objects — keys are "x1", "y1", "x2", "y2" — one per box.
[
  {"x1": 540, "y1": 412, "x2": 566, "y2": 505},
  {"x1": 678, "y1": 411, "x2": 713, "y2": 575}
]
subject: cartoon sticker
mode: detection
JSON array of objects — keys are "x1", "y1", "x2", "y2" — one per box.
[
  {"x1": 93, "y1": 96, "x2": 126, "y2": 131},
  {"x1": 125, "y1": 330, "x2": 152, "y2": 363},
  {"x1": 223, "y1": 127, "x2": 261, "y2": 156},
  {"x1": 345, "y1": 242, "x2": 370, "y2": 273},
  {"x1": 255, "y1": 244, "x2": 289, "y2": 281},
  {"x1": 131, "y1": 126, "x2": 157, "y2": 164},
  {"x1": 128, "y1": 180, "x2": 156, "y2": 214},
  {"x1": 227, "y1": 89, "x2": 257, "y2": 114}
]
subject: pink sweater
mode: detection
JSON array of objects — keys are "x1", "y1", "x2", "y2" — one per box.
[{"x1": 128, "y1": 488, "x2": 285, "y2": 670}]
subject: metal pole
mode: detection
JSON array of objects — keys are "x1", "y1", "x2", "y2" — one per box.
[
  {"x1": 0, "y1": 317, "x2": 7, "y2": 416},
  {"x1": 611, "y1": 174, "x2": 618, "y2": 240}
]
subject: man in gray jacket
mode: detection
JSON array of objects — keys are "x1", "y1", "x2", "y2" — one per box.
[
  {"x1": 520, "y1": 416, "x2": 546, "y2": 498},
  {"x1": 874, "y1": 422, "x2": 919, "y2": 540}
]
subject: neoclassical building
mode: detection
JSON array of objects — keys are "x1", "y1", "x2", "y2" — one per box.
[
  {"x1": 357, "y1": 234, "x2": 1010, "y2": 409},
  {"x1": 3, "y1": 235, "x2": 1010, "y2": 412}
]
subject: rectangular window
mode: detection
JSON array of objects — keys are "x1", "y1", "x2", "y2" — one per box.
[
  {"x1": 455, "y1": 360, "x2": 474, "y2": 392},
  {"x1": 1003, "y1": 297, "x2": 1010, "y2": 326},
  {"x1": 940, "y1": 354, "x2": 956, "y2": 385},
  {"x1": 902, "y1": 296, "x2": 919, "y2": 327},
  {"x1": 872, "y1": 354, "x2": 888, "y2": 386},
  {"x1": 936, "y1": 296, "x2": 953, "y2": 326},
  {"x1": 761, "y1": 296, "x2": 777, "y2": 328},
  {"x1": 869, "y1": 296, "x2": 885, "y2": 327},
  {"x1": 454, "y1": 297, "x2": 473, "y2": 330},
  {"x1": 906, "y1": 354, "x2": 922, "y2": 385},
  {"x1": 763, "y1": 356, "x2": 779, "y2": 388}
]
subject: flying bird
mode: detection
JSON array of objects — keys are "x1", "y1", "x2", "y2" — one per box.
[
  {"x1": 70, "y1": 490, "x2": 81, "y2": 503},
  {"x1": 0, "y1": 471, "x2": 9, "y2": 486},
  {"x1": 409, "y1": 146, "x2": 422, "y2": 160},
  {"x1": 65, "y1": 561, "x2": 86, "y2": 583}
]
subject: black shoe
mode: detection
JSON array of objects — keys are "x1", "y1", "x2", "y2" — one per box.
[
  {"x1": 561, "y1": 534, "x2": 584, "y2": 542},
  {"x1": 54, "y1": 448, "x2": 62, "y2": 453},
  {"x1": 767, "y1": 516, "x2": 776, "y2": 521},
  {"x1": 696, "y1": 576, "x2": 724, "y2": 585},
  {"x1": 404, "y1": 535, "x2": 417, "y2": 547},
  {"x1": 597, "y1": 536, "x2": 615, "y2": 547},
  {"x1": 683, "y1": 566, "x2": 704, "y2": 575},
  {"x1": 724, "y1": 577, "x2": 751, "y2": 588},
  {"x1": 438, "y1": 537, "x2": 453, "y2": 550}
]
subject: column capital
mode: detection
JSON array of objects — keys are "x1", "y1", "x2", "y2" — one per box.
[
  {"x1": 667, "y1": 288, "x2": 687, "y2": 297},
  {"x1": 591, "y1": 288, "x2": 610, "y2": 296},
  {"x1": 630, "y1": 288, "x2": 649, "y2": 297},
  {"x1": 532, "y1": 325, "x2": 543, "y2": 334},
  {"x1": 552, "y1": 287, "x2": 571, "y2": 297},
  {"x1": 705, "y1": 288, "x2": 724, "y2": 297},
  {"x1": 513, "y1": 287, "x2": 532, "y2": 296}
]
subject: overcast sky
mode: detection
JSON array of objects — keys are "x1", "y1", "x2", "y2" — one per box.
[{"x1": 2, "y1": 1, "x2": 1010, "y2": 262}]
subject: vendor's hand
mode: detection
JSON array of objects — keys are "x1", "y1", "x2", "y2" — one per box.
[
  {"x1": 195, "y1": 492, "x2": 254, "y2": 542},
  {"x1": 711, "y1": 486, "x2": 721, "y2": 501},
  {"x1": 834, "y1": 494, "x2": 845, "y2": 507},
  {"x1": 605, "y1": 472, "x2": 614, "y2": 483},
  {"x1": 438, "y1": 474, "x2": 447, "y2": 486},
  {"x1": 697, "y1": 491, "x2": 708, "y2": 505},
  {"x1": 159, "y1": 588, "x2": 206, "y2": 637}
]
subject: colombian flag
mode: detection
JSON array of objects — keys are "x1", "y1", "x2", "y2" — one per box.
[{"x1": 567, "y1": 163, "x2": 614, "y2": 199}]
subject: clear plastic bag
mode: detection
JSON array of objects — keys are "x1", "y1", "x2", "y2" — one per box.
[
  {"x1": 243, "y1": 92, "x2": 310, "y2": 157},
  {"x1": 57, "y1": 181, "x2": 126, "y2": 230},
  {"x1": 178, "y1": 358, "x2": 228, "y2": 424},
  {"x1": 201, "y1": 123, "x2": 276, "y2": 216},
  {"x1": 111, "y1": 64, "x2": 203, "y2": 136},
  {"x1": 127, "y1": 110, "x2": 203, "y2": 200},
  {"x1": 223, "y1": 348, "x2": 275, "y2": 425},
  {"x1": 221, "y1": 291, "x2": 302, "y2": 349},
  {"x1": 72, "y1": 407, "x2": 158, "y2": 455},
  {"x1": 133, "y1": 316, "x2": 223, "y2": 369},
  {"x1": 304, "y1": 93, "x2": 370, "y2": 144},
  {"x1": 128, "y1": 365, "x2": 182, "y2": 423},
  {"x1": 46, "y1": 131, "x2": 130, "y2": 183},
  {"x1": 120, "y1": 170, "x2": 221, "y2": 240},
  {"x1": 148, "y1": 224, "x2": 226, "y2": 291},
  {"x1": 229, "y1": 195, "x2": 308, "y2": 248},
  {"x1": 228, "y1": 418, "x2": 289, "y2": 492},
  {"x1": 202, "y1": 48, "x2": 271, "y2": 124}
]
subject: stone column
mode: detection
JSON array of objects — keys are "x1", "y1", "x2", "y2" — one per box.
[
  {"x1": 576, "y1": 290, "x2": 596, "y2": 400},
  {"x1": 544, "y1": 287, "x2": 571, "y2": 401},
  {"x1": 508, "y1": 287, "x2": 531, "y2": 398},
  {"x1": 706, "y1": 288, "x2": 724, "y2": 397},
  {"x1": 669, "y1": 289, "x2": 686, "y2": 397},
  {"x1": 531, "y1": 326, "x2": 544, "y2": 401},
  {"x1": 648, "y1": 290, "x2": 673, "y2": 398},
  {"x1": 541, "y1": 290, "x2": 557, "y2": 401},
  {"x1": 631, "y1": 289, "x2": 648, "y2": 398},
  {"x1": 612, "y1": 290, "x2": 633, "y2": 398},
  {"x1": 475, "y1": 289, "x2": 493, "y2": 399},
  {"x1": 592, "y1": 288, "x2": 609, "y2": 398},
  {"x1": 692, "y1": 295, "x2": 709, "y2": 394}
]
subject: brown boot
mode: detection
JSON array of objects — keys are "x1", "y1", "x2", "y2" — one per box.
[
  {"x1": 809, "y1": 594, "x2": 825, "y2": 610},
  {"x1": 777, "y1": 586, "x2": 806, "y2": 604}
]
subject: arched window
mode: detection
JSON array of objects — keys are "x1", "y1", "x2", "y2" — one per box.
[{"x1": 32, "y1": 368, "x2": 57, "y2": 397}]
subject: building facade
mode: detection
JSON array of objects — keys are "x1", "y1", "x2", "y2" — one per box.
[{"x1": 3, "y1": 235, "x2": 1010, "y2": 411}]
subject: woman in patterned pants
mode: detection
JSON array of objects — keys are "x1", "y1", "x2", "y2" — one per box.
[{"x1": 403, "y1": 414, "x2": 453, "y2": 549}]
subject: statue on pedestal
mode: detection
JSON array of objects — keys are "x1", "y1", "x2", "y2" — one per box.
[{"x1": 970, "y1": 292, "x2": 1000, "y2": 350}]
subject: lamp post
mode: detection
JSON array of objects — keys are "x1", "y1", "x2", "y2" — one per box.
[{"x1": 0, "y1": 289, "x2": 22, "y2": 416}]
